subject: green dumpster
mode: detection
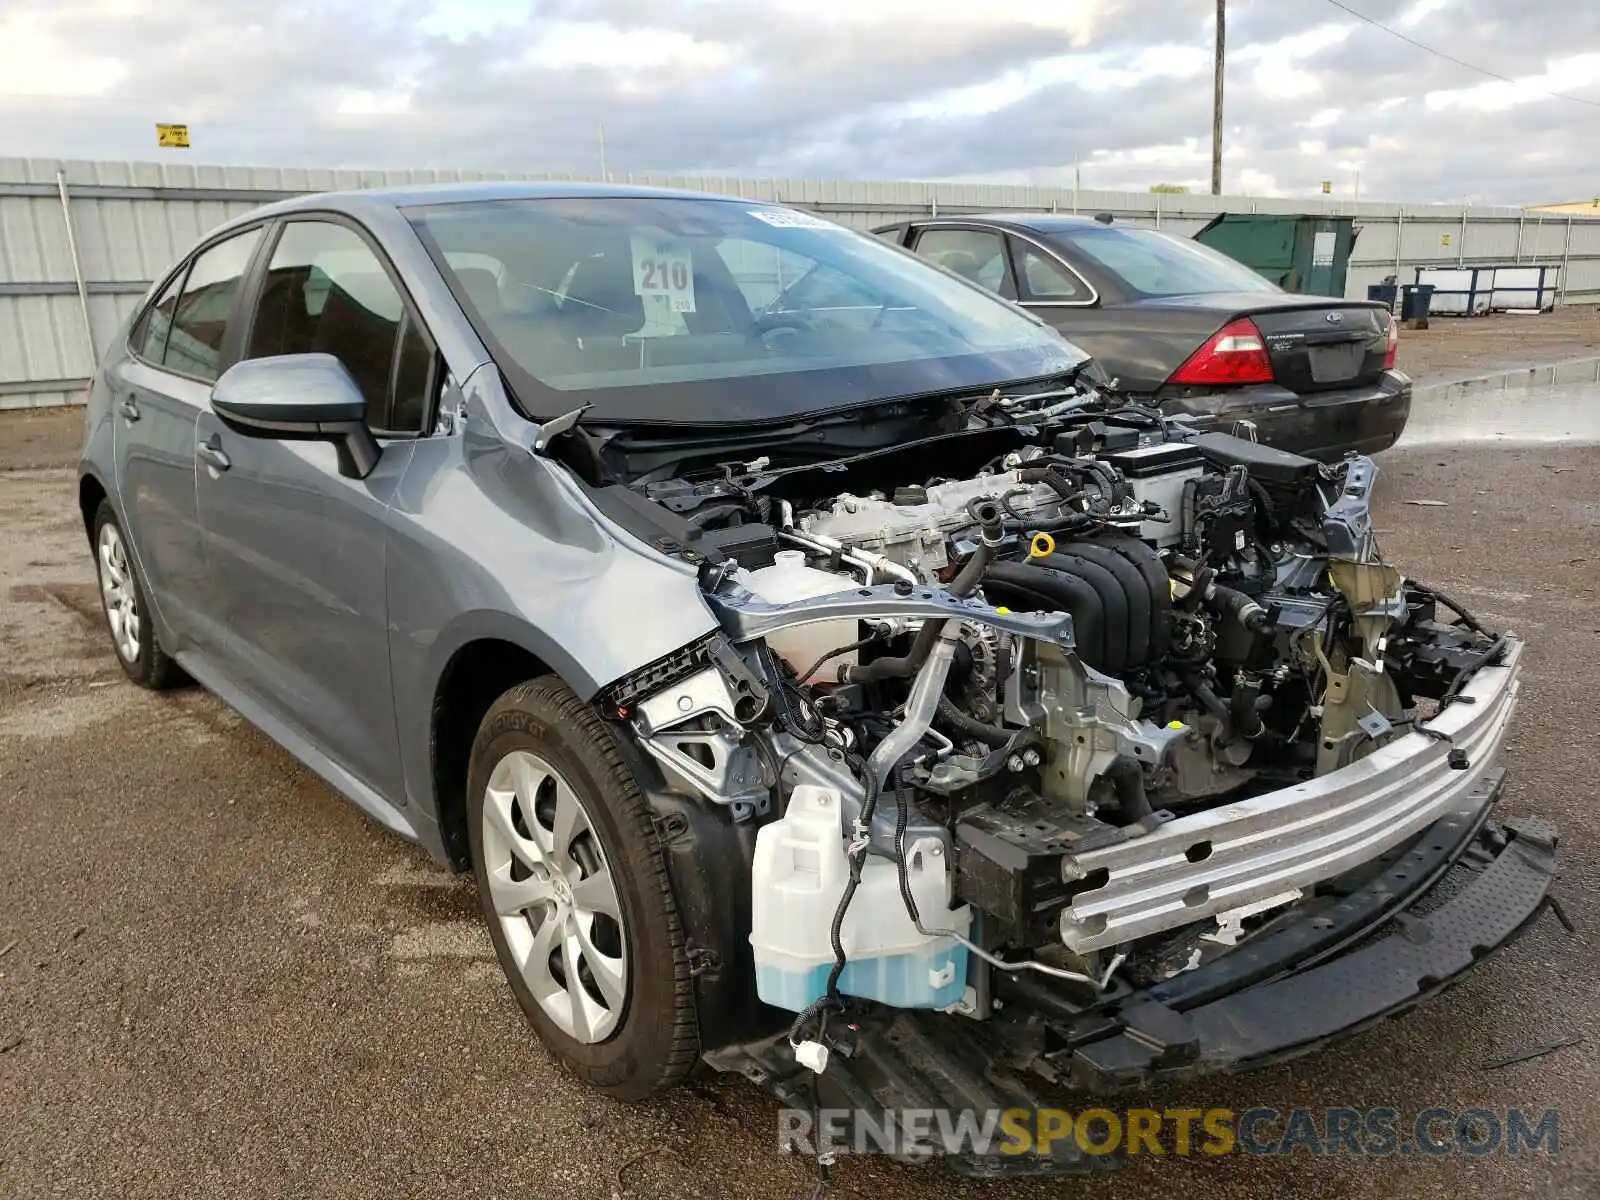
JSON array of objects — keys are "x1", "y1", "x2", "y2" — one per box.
[{"x1": 1192, "y1": 214, "x2": 1358, "y2": 297}]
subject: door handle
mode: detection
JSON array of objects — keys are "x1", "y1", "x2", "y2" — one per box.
[
  {"x1": 117, "y1": 398, "x2": 140, "y2": 422},
  {"x1": 197, "y1": 438, "x2": 231, "y2": 472}
]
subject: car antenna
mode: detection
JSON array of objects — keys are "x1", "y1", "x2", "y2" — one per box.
[{"x1": 532, "y1": 404, "x2": 592, "y2": 454}]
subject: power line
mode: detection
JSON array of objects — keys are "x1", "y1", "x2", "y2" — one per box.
[{"x1": 1319, "y1": 0, "x2": 1600, "y2": 109}]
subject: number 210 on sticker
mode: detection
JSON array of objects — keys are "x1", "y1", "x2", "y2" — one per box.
[{"x1": 630, "y1": 235, "x2": 697, "y2": 313}]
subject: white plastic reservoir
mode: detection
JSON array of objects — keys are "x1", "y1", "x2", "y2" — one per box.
[
  {"x1": 743, "y1": 551, "x2": 860, "y2": 681},
  {"x1": 750, "y1": 784, "x2": 970, "y2": 1011}
]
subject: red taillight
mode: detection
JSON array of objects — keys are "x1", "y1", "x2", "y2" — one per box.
[
  {"x1": 1383, "y1": 313, "x2": 1399, "y2": 369},
  {"x1": 1169, "y1": 317, "x2": 1274, "y2": 386}
]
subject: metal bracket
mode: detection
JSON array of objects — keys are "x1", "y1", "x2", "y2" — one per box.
[
  {"x1": 707, "y1": 579, "x2": 1075, "y2": 648},
  {"x1": 530, "y1": 404, "x2": 590, "y2": 454}
]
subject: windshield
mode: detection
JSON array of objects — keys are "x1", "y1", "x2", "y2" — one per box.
[
  {"x1": 408, "y1": 196, "x2": 1086, "y2": 424},
  {"x1": 1052, "y1": 225, "x2": 1280, "y2": 299}
]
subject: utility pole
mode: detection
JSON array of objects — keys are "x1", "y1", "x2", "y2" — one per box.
[
  {"x1": 1212, "y1": 0, "x2": 1225, "y2": 195},
  {"x1": 598, "y1": 122, "x2": 608, "y2": 181}
]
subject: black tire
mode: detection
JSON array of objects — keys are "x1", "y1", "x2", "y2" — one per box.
[
  {"x1": 466, "y1": 677, "x2": 699, "y2": 1100},
  {"x1": 91, "y1": 499, "x2": 186, "y2": 690}
]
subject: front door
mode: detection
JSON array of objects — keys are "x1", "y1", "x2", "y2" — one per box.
[
  {"x1": 111, "y1": 227, "x2": 264, "y2": 652},
  {"x1": 195, "y1": 217, "x2": 438, "y2": 803}
]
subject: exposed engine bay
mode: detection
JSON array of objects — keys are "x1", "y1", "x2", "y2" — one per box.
[{"x1": 583, "y1": 382, "x2": 1522, "y2": 1072}]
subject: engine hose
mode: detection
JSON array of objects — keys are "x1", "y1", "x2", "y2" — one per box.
[
  {"x1": 841, "y1": 613, "x2": 945, "y2": 684},
  {"x1": 1017, "y1": 465, "x2": 1083, "y2": 508},
  {"x1": 1025, "y1": 460, "x2": 1124, "y2": 510},
  {"x1": 1181, "y1": 477, "x2": 1200, "y2": 551},
  {"x1": 1020, "y1": 511, "x2": 1097, "y2": 537},
  {"x1": 1104, "y1": 756, "x2": 1153, "y2": 823},
  {"x1": 1186, "y1": 676, "x2": 1232, "y2": 726},
  {"x1": 798, "y1": 632, "x2": 881, "y2": 686},
  {"x1": 687, "y1": 503, "x2": 747, "y2": 529},
  {"x1": 1230, "y1": 683, "x2": 1269, "y2": 740},
  {"x1": 1209, "y1": 584, "x2": 1272, "y2": 634},
  {"x1": 935, "y1": 695, "x2": 1012, "y2": 747}
]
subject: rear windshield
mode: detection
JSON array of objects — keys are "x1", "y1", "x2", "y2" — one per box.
[
  {"x1": 408, "y1": 197, "x2": 1086, "y2": 424},
  {"x1": 1053, "y1": 225, "x2": 1280, "y2": 298}
]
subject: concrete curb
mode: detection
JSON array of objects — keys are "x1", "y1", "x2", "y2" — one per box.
[{"x1": 1413, "y1": 356, "x2": 1600, "y2": 406}]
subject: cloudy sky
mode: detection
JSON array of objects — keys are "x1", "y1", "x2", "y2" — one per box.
[{"x1": 2, "y1": 0, "x2": 1597, "y2": 204}]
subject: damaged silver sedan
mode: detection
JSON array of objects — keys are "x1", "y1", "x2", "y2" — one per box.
[{"x1": 78, "y1": 183, "x2": 1559, "y2": 1178}]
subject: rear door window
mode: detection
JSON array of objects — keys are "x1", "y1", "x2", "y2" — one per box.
[
  {"x1": 1013, "y1": 242, "x2": 1090, "y2": 302},
  {"x1": 131, "y1": 269, "x2": 186, "y2": 364},
  {"x1": 161, "y1": 229, "x2": 262, "y2": 381},
  {"x1": 911, "y1": 228, "x2": 1016, "y2": 299},
  {"x1": 247, "y1": 220, "x2": 436, "y2": 433}
]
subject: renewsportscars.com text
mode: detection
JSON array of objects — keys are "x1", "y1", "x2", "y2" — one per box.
[{"x1": 778, "y1": 1105, "x2": 1561, "y2": 1160}]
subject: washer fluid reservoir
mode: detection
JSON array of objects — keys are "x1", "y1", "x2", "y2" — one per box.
[
  {"x1": 742, "y1": 550, "x2": 860, "y2": 681},
  {"x1": 749, "y1": 784, "x2": 970, "y2": 1011}
]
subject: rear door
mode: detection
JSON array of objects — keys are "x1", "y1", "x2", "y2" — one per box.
[
  {"x1": 194, "y1": 216, "x2": 439, "y2": 801},
  {"x1": 111, "y1": 226, "x2": 265, "y2": 651},
  {"x1": 907, "y1": 226, "x2": 1018, "y2": 299}
]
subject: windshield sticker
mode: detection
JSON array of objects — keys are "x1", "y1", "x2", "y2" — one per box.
[
  {"x1": 747, "y1": 209, "x2": 837, "y2": 230},
  {"x1": 630, "y1": 234, "x2": 696, "y2": 313}
]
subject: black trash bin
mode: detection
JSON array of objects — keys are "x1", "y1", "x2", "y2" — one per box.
[
  {"x1": 1367, "y1": 282, "x2": 1399, "y2": 310},
  {"x1": 1400, "y1": 284, "x2": 1435, "y2": 329}
]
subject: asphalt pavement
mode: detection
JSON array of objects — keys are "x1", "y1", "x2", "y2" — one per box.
[{"x1": 2, "y1": 397, "x2": 1598, "y2": 1199}]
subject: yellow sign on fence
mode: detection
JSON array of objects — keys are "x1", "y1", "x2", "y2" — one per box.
[{"x1": 156, "y1": 123, "x2": 190, "y2": 149}]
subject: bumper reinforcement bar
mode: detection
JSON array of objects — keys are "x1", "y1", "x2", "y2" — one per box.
[{"x1": 708, "y1": 792, "x2": 1561, "y2": 1179}]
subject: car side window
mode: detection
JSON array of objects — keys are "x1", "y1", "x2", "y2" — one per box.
[
  {"x1": 131, "y1": 269, "x2": 186, "y2": 364},
  {"x1": 248, "y1": 220, "x2": 436, "y2": 434},
  {"x1": 1014, "y1": 243, "x2": 1087, "y2": 301},
  {"x1": 162, "y1": 229, "x2": 262, "y2": 382},
  {"x1": 911, "y1": 228, "x2": 1014, "y2": 299}
]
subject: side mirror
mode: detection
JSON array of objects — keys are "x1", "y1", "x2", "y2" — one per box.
[{"x1": 211, "y1": 354, "x2": 381, "y2": 479}]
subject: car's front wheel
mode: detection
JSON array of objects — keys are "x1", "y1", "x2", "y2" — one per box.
[
  {"x1": 466, "y1": 677, "x2": 699, "y2": 1099},
  {"x1": 92, "y1": 500, "x2": 185, "y2": 689}
]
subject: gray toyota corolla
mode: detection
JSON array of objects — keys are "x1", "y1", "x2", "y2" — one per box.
[{"x1": 79, "y1": 183, "x2": 1557, "y2": 1175}]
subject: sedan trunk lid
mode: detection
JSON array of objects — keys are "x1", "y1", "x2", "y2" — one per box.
[{"x1": 1135, "y1": 293, "x2": 1391, "y2": 393}]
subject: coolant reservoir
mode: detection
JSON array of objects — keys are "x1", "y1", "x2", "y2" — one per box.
[
  {"x1": 743, "y1": 550, "x2": 860, "y2": 681},
  {"x1": 750, "y1": 784, "x2": 970, "y2": 1012}
]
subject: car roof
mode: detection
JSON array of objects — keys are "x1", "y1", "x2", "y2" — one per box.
[
  {"x1": 230, "y1": 180, "x2": 769, "y2": 226},
  {"x1": 891, "y1": 213, "x2": 1139, "y2": 236}
]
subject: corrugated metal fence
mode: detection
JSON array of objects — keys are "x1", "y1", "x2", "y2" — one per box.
[{"x1": 4, "y1": 156, "x2": 1600, "y2": 409}]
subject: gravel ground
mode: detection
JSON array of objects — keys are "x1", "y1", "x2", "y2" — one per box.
[
  {"x1": 1, "y1": 414, "x2": 1598, "y2": 1198},
  {"x1": 1395, "y1": 303, "x2": 1600, "y2": 383}
]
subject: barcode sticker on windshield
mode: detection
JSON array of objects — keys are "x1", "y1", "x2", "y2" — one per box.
[
  {"x1": 630, "y1": 235, "x2": 696, "y2": 313},
  {"x1": 747, "y1": 209, "x2": 836, "y2": 230}
]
